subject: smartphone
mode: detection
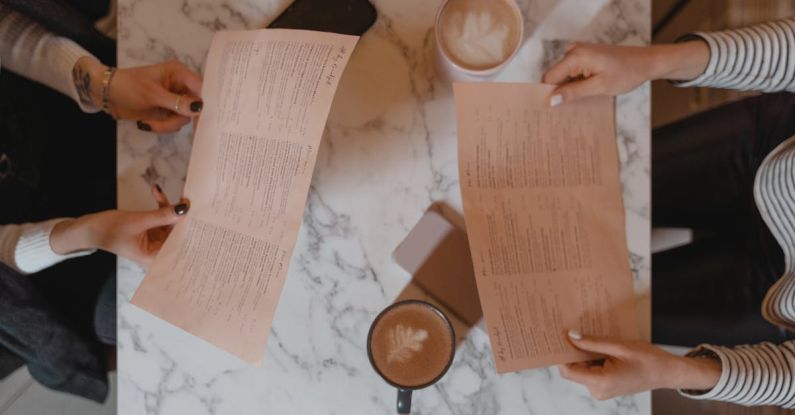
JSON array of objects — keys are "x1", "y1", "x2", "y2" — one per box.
[
  {"x1": 267, "y1": 0, "x2": 377, "y2": 36},
  {"x1": 393, "y1": 208, "x2": 485, "y2": 329}
]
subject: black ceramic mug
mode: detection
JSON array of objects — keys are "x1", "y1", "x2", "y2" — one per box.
[{"x1": 367, "y1": 300, "x2": 456, "y2": 414}]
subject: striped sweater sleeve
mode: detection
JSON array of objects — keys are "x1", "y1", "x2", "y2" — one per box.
[
  {"x1": 680, "y1": 343, "x2": 795, "y2": 408},
  {"x1": 676, "y1": 18, "x2": 795, "y2": 92}
]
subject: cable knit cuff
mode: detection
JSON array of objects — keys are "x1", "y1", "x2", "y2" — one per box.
[{"x1": 14, "y1": 218, "x2": 96, "y2": 274}]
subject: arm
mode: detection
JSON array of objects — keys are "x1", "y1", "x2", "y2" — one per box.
[
  {"x1": 679, "y1": 342, "x2": 795, "y2": 407},
  {"x1": 0, "y1": 5, "x2": 98, "y2": 112},
  {"x1": 542, "y1": 18, "x2": 795, "y2": 105},
  {"x1": 0, "y1": 5, "x2": 205, "y2": 133},
  {"x1": 542, "y1": 40, "x2": 709, "y2": 105},
  {"x1": 559, "y1": 331, "x2": 795, "y2": 408},
  {"x1": 0, "y1": 186, "x2": 189, "y2": 274},
  {"x1": 48, "y1": 198, "x2": 189, "y2": 267},
  {"x1": 676, "y1": 19, "x2": 795, "y2": 92},
  {"x1": 558, "y1": 331, "x2": 721, "y2": 400},
  {"x1": 0, "y1": 219, "x2": 95, "y2": 274}
]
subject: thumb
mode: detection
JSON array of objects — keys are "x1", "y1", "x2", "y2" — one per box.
[
  {"x1": 549, "y1": 76, "x2": 604, "y2": 107},
  {"x1": 136, "y1": 202, "x2": 190, "y2": 229},
  {"x1": 567, "y1": 330, "x2": 626, "y2": 357}
]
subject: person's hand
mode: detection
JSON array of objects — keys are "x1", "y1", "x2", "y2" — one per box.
[
  {"x1": 74, "y1": 56, "x2": 203, "y2": 133},
  {"x1": 558, "y1": 330, "x2": 721, "y2": 400},
  {"x1": 50, "y1": 185, "x2": 190, "y2": 267},
  {"x1": 542, "y1": 41, "x2": 709, "y2": 106}
]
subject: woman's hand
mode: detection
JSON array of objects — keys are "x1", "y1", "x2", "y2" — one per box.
[
  {"x1": 74, "y1": 56, "x2": 203, "y2": 133},
  {"x1": 542, "y1": 41, "x2": 709, "y2": 106},
  {"x1": 558, "y1": 330, "x2": 721, "y2": 400},
  {"x1": 50, "y1": 185, "x2": 189, "y2": 267}
]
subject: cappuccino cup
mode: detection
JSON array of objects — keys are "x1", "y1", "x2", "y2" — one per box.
[
  {"x1": 434, "y1": 0, "x2": 524, "y2": 81},
  {"x1": 367, "y1": 300, "x2": 456, "y2": 414}
]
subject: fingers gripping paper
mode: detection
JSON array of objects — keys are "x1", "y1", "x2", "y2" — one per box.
[
  {"x1": 131, "y1": 29, "x2": 358, "y2": 364},
  {"x1": 453, "y1": 83, "x2": 639, "y2": 373}
]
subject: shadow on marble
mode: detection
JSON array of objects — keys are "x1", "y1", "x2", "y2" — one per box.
[
  {"x1": 539, "y1": 39, "x2": 570, "y2": 73},
  {"x1": 390, "y1": 202, "x2": 483, "y2": 348},
  {"x1": 515, "y1": 0, "x2": 558, "y2": 45},
  {"x1": 579, "y1": 0, "x2": 650, "y2": 45},
  {"x1": 538, "y1": 0, "x2": 650, "y2": 75}
]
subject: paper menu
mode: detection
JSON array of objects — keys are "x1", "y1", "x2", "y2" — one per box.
[
  {"x1": 453, "y1": 83, "x2": 639, "y2": 373},
  {"x1": 131, "y1": 29, "x2": 358, "y2": 364}
]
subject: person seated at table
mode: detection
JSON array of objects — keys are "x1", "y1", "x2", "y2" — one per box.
[
  {"x1": 543, "y1": 18, "x2": 795, "y2": 407},
  {"x1": 0, "y1": 0, "x2": 203, "y2": 329},
  {"x1": 0, "y1": 3, "x2": 199, "y2": 400}
]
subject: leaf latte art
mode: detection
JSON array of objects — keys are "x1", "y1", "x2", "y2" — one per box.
[
  {"x1": 369, "y1": 302, "x2": 454, "y2": 387},
  {"x1": 386, "y1": 325, "x2": 429, "y2": 363}
]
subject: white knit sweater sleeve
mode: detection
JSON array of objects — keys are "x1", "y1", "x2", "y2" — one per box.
[
  {"x1": 0, "y1": 220, "x2": 95, "y2": 274},
  {"x1": 0, "y1": 5, "x2": 99, "y2": 112}
]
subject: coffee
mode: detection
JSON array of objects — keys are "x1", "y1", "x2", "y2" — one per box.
[
  {"x1": 368, "y1": 301, "x2": 454, "y2": 388},
  {"x1": 438, "y1": 0, "x2": 522, "y2": 71}
]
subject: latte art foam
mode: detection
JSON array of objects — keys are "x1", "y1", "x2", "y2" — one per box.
[
  {"x1": 387, "y1": 324, "x2": 429, "y2": 364},
  {"x1": 438, "y1": 0, "x2": 522, "y2": 70},
  {"x1": 443, "y1": 8, "x2": 510, "y2": 67},
  {"x1": 369, "y1": 303, "x2": 454, "y2": 388}
]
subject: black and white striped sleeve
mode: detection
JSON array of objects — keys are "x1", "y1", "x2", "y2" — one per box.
[
  {"x1": 676, "y1": 18, "x2": 795, "y2": 92},
  {"x1": 679, "y1": 342, "x2": 795, "y2": 408}
]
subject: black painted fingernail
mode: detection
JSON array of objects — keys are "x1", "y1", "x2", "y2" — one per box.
[
  {"x1": 137, "y1": 121, "x2": 152, "y2": 131},
  {"x1": 190, "y1": 100, "x2": 203, "y2": 113},
  {"x1": 174, "y1": 203, "x2": 189, "y2": 216},
  {"x1": 155, "y1": 184, "x2": 163, "y2": 194}
]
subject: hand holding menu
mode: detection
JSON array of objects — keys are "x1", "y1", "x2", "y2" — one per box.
[
  {"x1": 132, "y1": 29, "x2": 358, "y2": 364},
  {"x1": 454, "y1": 83, "x2": 639, "y2": 373}
]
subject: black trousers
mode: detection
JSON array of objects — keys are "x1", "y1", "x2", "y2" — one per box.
[{"x1": 652, "y1": 92, "x2": 795, "y2": 347}]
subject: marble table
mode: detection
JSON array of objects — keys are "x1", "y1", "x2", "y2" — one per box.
[{"x1": 117, "y1": 0, "x2": 651, "y2": 413}]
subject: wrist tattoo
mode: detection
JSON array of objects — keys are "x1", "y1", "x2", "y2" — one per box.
[{"x1": 72, "y1": 62, "x2": 94, "y2": 106}]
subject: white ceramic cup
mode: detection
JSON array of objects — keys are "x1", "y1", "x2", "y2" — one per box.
[{"x1": 434, "y1": 0, "x2": 524, "y2": 82}]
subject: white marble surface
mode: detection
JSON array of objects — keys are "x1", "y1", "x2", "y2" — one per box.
[{"x1": 117, "y1": 0, "x2": 651, "y2": 413}]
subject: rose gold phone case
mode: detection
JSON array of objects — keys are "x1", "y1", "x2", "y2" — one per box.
[{"x1": 393, "y1": 208, "x2": 484, "y2": 329}]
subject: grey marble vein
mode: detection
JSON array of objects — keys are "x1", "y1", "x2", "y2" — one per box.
[{"x1": 117, "y1": 0, "x2": 651, "y2": 413}]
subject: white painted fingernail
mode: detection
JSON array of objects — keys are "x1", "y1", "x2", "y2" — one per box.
[
  {"x1": 568, "y1": 329, "x2": 582, "y2": 340},
  {"x1": 550, "y1": 94, "x2": 563, "y2": 107}
]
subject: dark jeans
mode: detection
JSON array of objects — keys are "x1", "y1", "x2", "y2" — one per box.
[
  {"x1": 652, "y1": 92, "x2": 795, "y2": 347},
  {"x1": 0, "y1": 263, "x2": 110, "y2": 402}
]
